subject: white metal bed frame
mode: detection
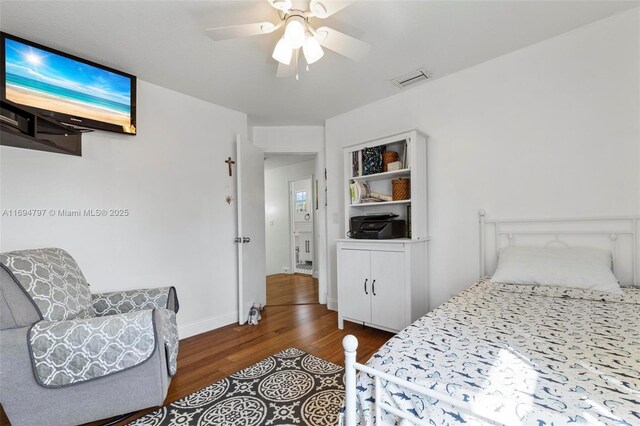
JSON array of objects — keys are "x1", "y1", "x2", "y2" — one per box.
[{"x1": 342, "y1": 210, "x2": 640, "y2": 426}]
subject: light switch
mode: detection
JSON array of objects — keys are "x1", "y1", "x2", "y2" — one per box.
[{"x1": 332, "y1": 213, "x2": 340, "y2": 224}]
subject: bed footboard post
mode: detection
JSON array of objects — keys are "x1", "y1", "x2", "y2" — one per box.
[
  {"x1": 343, "y1": 335, "x2": 359, "y2": 426},
  {"x1": 478, "y1": 209, "x2": 487, "y2": 278}
]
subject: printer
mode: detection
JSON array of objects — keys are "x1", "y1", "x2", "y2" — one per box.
[{"x1": 349, "y1": 213, "x2": 407, "y2": 239}]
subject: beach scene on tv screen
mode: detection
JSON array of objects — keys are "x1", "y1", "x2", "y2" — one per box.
[{"x1": 4, "y1": 38, "x2": 133, "y2": 133}]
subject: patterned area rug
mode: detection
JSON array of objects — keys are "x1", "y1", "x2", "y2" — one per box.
[{"x1": 128, "y1": 348, "x2": 344, "y2": 426}]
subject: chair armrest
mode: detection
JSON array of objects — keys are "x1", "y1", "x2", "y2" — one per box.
[
  {"x1": 29, "y1": 310, "x2": 160, "y2": 387},
  {"x1": 92, "y1": 286, "x2": 178, "y2": 316}
]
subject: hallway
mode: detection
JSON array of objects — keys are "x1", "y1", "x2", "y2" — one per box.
[{"x1": 266, "y1": 273, "x2": 318, "y2": 306}]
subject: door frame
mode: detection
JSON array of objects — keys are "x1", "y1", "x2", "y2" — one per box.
[
  {"x1": 262, "y1": 146, "x2": 327, "y2": 305},
  {"x1": 289, "y1": 175, "x2": 315, "y2": 277}
]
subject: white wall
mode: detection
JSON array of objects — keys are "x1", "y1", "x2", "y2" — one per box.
[
  {"x1": 264, "y1": 160, "x2": 316, "y2": 275},
  {"x1": 325, "y1": 9, "x2": 640, "y2": 310},
  {"x1": 253, "y1": 126, "x2": 324, "y2": 153},
  {"x1": 0, "y1": 80, "x2": 247, "y2": 338}
]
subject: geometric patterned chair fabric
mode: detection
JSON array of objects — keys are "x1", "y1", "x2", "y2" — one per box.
[
  {"x1": 0, "y1": 247, "x2": 179, "y2": 419},
  {"x1": 0, "y1": 248, "x2": 95, "y2": 322}
]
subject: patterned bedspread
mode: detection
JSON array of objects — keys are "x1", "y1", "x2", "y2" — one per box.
[{"x1": 355, "y1": 280, "x2": 640, "y2": 425}]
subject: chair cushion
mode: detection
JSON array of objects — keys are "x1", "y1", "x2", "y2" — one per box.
[{"x1": 0, "y1": 248, "x2": 94, "y2": 321}]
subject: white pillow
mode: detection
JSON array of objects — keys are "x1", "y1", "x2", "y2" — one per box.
[{"x1": 490, "y1": 246, "x2": 622, "y2": 295}]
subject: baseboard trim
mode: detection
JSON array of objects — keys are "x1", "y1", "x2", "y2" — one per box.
[
  {"x1": 327, "y1": 297, "x2": 338, "y2": 312},
  {"x1": 178, "y1": 311, "x2": 238, "y2": 339}
]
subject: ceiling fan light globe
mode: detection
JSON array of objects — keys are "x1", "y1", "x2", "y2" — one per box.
[
  {"x1": 303, "y1": 35, "x2": 324, "y2": 64},
  {"x1": 272, "y1": 38, "x2": 293, "y2": 65},
  {"x1": 284, "y1": 19, "x2": 306, "y2": 49}
]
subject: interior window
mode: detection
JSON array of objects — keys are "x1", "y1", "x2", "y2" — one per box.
[{"x1": 296, "y1": 191, "x2": 307, "y2": 212}]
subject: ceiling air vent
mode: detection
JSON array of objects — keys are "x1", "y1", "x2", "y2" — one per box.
[{"x1": 391, "y1": 68, "x2": 430, "y2": 89}]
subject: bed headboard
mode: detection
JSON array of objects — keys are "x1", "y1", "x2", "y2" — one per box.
[{"x1": 478, "y1": 210, "x2": 640, "y2": 286}]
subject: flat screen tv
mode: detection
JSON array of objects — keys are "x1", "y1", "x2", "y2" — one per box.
[{"x1": 1, "y1": 32, "x2": 136, "y2": 135}]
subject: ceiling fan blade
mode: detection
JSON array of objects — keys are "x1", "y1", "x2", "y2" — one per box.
[
  {"x1": 206, "y1": 22, "x2": 278, "y2": 41},
  {"x1": 314, "y1": 26, "x2": 370, "y2": 61},
  {"x1": 267, "y1": 0, "x2": 292, "y2": 12},
  {"x1": 309, "y1": 0, "x2": 352, "y2": 19}
]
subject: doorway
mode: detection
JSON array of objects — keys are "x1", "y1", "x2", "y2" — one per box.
[{"x1": 264, "y1": 153, "x2": 319, "y2": 306}]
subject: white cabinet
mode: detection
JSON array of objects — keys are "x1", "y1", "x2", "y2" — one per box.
[
  {"x1": 337, "y1": 240, "x2": 428, "y2": 333},
  {"x1": 298, "y1": 232, "x2": 313, "y2": 263},
  {"x1": 295, "y1": 221, "x2": 313, "y2": 264},
  {"x1": 338, "y1": 129, "x2": 429, "y2": 333}
]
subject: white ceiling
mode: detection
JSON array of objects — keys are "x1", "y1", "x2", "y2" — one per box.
[
  {"x1": 264, "y1": 153, "x2": 316, "y2": 170},
  {"x1": 1, "y1": 1, "x2": 637, "y2": 125}
]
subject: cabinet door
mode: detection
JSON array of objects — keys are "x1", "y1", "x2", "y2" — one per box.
[
  {"x1": 339, "y1": 249, "x2": 371, "y2": 324},
  {"x1": 299, "y1": 233, "x2": 312, "y2": 262},
  {"x1": 370, "y1": 251, "x2": 405, "y2": 331}
]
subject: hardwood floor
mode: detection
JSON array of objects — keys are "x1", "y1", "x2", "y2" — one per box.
[
  {"x1": 266, "y1": 273, "x2": 318, "y2": 305},
  {"x1": 0, "y1": 275, "x2": 393, "y2": 426}
]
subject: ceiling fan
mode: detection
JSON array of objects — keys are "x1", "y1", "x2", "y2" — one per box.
[{"x1": 205, "y1": 0, "x2": 370, "y2": 79}]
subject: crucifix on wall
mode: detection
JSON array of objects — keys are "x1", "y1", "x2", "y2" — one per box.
[{"x1": 225, "y1": 157, "x2": 235, "y2": 176}]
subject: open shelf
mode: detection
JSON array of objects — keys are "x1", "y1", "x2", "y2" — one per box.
[
  {"x1": 350, "y1": 168, "x2": 411, "y2": 182},
  {"x1": 350, "y1": 199, "x2": 411, "y2": 207},
  {"x1": 343, "y1": 130, "x2": 426, "y2": 239}
]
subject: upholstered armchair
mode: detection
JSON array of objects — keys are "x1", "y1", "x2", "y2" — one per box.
[{"x1": 0, "y1": 248, "x2": 179, "y2": 426}]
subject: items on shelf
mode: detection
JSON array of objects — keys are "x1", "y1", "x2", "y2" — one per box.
[
  {"x1": 349, "y1": 214, "x2": 406, "y2": 239},
  {"x1": 392, "y1": 178, "x2": 410, "y2": 200},
  {"x1": 370, "y1": 192, "x2": 392, "y2": 202},
  {"x1": 382, "y1": 151, "x2": 399, "y2": 172},
  {"x1": 387, "y1": 161, "x2": 403, "y2": 172},
  {"x1": 351, "y1": 151, "x2": 360, "y2": 177},
  {"x1": 350, "y1": 180, "x2": 394, "y2": 204},
  {"x1": 350, "y1": 180, "x2": 369, "y2": 204},
  {"x1": 407, "y1": 204, "x2": 412, "y2": 238},
  {"x1": 362, "y1": 145, "x2": 386, "y2": 175}
]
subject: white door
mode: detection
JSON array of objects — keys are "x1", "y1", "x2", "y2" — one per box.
[
  {"x1": 371, "y1": 251, "x2": 405, "y2": 331},
  {"x1": 340, "y1": 249, "x2": 371, "y2": 324},
  {"x1": 236, "y1": 135, "x2": 266, "y2": 324}
]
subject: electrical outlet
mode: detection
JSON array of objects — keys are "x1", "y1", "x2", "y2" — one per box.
[{"x1": 283, "y1": 266, "x2": 290, "y2": 272}]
